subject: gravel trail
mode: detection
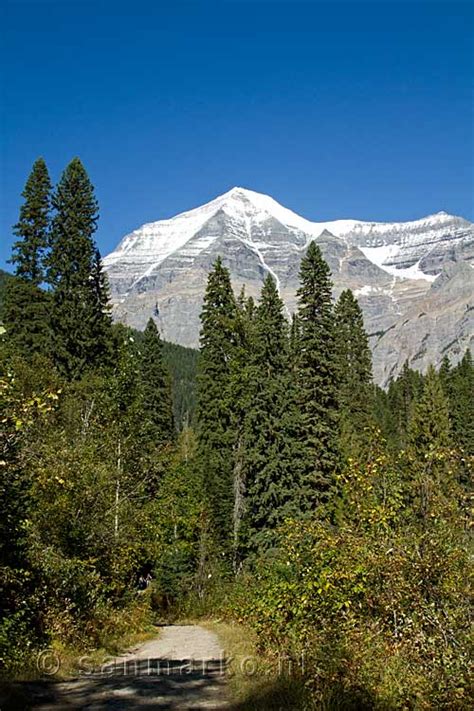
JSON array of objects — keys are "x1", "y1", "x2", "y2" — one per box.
[{"x1": 6, "y1": 625, "x2": 230, "y2": 710}]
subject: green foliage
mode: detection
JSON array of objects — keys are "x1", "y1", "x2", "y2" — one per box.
[
  {"x1": 2, "y1": 158, "x2": 472, "y2": 710},
  {"x1": 334, "y1": 288, "x2": 374, "y2": 458},
  {"x1": 243, "y1": 275, "x2": 304, "y2": 554},
  {"x1": 408, "y1": 364, "x2": 451, "y2": 453},
  {"x1": 150, "y1": 430, "x2": 213, "y2": 606},
  {"x1": 448, "y1": 349, "x2": 474, "y2": 456},
  {"x1": 385, "y1": 360, "x2": 424, "y2": 449},
  {"x1": 140, "y1": 318, "x2": 174, "y2": 446},
  {"x1": 10, "y1": 157, "x2": 51, "y2": 285},
  {"x1": 3, "y1": 278, "x2": 51, "y2": 356},
  {"x1": 0, "y1": 269, "x2": 14, "y2": 319},
  {"x1": 162, "y1": 340, "x2": 199, "y2": 429},
  {"x1": 3, "y1": 159, "x2": 52, "y2": 357},
  {"x1": 47, "y1": 158, "x2": 112, "y2": 379},
  {"x1": 196, "y1": 257, "x2": 239, "y2": 545},
  {"x1": 296, "y1": 241, "x2": 340, "y2": 506},
  {"x1": 229, "y1": 441, "x2": 471, "y2": 709}
]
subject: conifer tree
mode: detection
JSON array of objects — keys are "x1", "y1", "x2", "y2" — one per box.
[
  {"x1": 47, "y1": 158, "x2": 112, "y2": 379},
  {"x1": 289, "y1": 312, "x2": 300, "y2": 364},
  {"x1": 140, "y1": 318, "x2": 174, "y2": 445},
  {"x1": 295, "y1": 241, "x2": 340, "y2": 507},
  {"x1": 407, "y1": 365, "x2": 452, "y2": 522},
  {"x1": 387, "y1": 360, "x2": 424, "y2": 449},
  {"x1": 449, "y1": 349, "x2": 474, "y2": 455},
  {"x1": 409, "y1": 365, "x2": 451, "y2": 453},
  {"x1": 4, "y1": 159, "x2": 52, "y2": 354},
  {"x1": 196, "y1": 258, "x2": 238, "y2": 545},
  {"x1": 229, "y1": 286, "x2": 256, "y2": 566},
  {"x1": 334, "y1": 289, "x2": 373, "y2": 457},
  {"x1": 10, "y1": 157, "x2": 51, "y2": 284},
  {"x1": 244, "y1": 275, "x2": 303, "y2": 552},
  {"x1": 438, "y1": 355, "x2": 452, "y2": 390}
]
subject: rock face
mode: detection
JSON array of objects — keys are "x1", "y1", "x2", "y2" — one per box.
[{"x1": 103, "y1": 188, "x2": 474, "y2": 386}]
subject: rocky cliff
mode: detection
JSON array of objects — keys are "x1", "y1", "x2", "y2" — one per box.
[{"x1": 103, "y1": 188, "x2": 473, "y2": 385}]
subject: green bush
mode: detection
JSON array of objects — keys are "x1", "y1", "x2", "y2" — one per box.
[{"x1": 225, "y1": 445, "x2": 472, "y2": 709}]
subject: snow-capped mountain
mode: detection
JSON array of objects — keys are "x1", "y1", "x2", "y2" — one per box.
[{"x1": 104, "y1": 187, "x2": 474, "y2": 385}]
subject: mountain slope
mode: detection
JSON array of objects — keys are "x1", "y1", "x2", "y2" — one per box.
[{"x1": 103, "y1": 188, "x2": 474, "y2": 385}]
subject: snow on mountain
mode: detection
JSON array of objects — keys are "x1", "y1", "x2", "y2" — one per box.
[
  {"x1": 103, "y1": 187, "x2": 474, "y2": 384},
  {"x1": 104, "y1": 187, "x2": 469, "y2": 284}
]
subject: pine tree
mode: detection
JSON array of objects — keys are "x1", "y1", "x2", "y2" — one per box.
[
  {"x1": 4, "y1": 159, "x2": 52, "y2": 355},
  {"x1": 196, "y1": 257, "x2": 239, "y2": 546},
  {"x1": 295, "y1": 241, "x2": 340, "y2": 507},
  {"x1": 47, "y1": 158, "x2": 112, "y2": 379},
  {"x1": 244, "y1": 275, "x2": 303, "y2": 552},
  {"x1": 140, "y1": 318, "x2": 174, "y2": 445},
  {"x1": 334, "y1": 289, "x2": 373, "y2": 457}
]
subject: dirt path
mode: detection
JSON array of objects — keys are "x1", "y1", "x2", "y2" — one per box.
[{"x1": 9, "y1": 625, "x2": 231, "y2": 710}]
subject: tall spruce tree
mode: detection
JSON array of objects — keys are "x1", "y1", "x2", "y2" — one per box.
[
  {"x1": 296, "y1": 241, "x2": 340, "y2": 507},
  {"x1": 334, "y1": 289, "x2": 373, "y2": 457},
  {"x1": 47, "y1": 158, "x2": 112, "y2": 379},
  {"x1": 10, "y1": 157, "x2": 51, "y2": 284},
  {"x1": 4, "y1": 158, "x2": 52, "y2": 354},
  {"x1": 140, "y1": 318, "x2": 174, "y2": 445},
  {"x1": 228, "y1": 286, "x2": 256, "y2": 567},
  {"x1": 196, "y1": 258, "x2": 239, "y2": 546},
  {"x1": 244, "y1": 275, "x2": 303, "y2": 553}
]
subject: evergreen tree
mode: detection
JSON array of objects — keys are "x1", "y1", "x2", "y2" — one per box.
[
  {"x1": 140, "y1": 318, "x2": 174, "y2": 445},
  {"x1": 295, "y1": 241, "x2": 340, "y2": 507},
  {"x1": 407, "y1": 365, "x2": 453, "y2": 523},
  {"x1": 289, "y1": 312, "x2": 300, "y2": 364},
  {"x1": 47, "y1": 158, "x2": 112, "y2": 379},
  {"x1": 196, "y1": 258, "x2": 238, "y2": 545},
  {"x1": 409, "y1": 365, "x2": 451, "y2": 453},
  {"x1": 334, "y1": 289, "x2": 373, "y2": 457},
  {"x1": 449, "y1": 349, "x2": 474, "y2": 455},
  {"x1": 229, "y1": 286, "x2": 255, "y2": 566},
  {"x1": 10, "y1": 157, "x2": 51, "y2": 284},
  {"x1": 244, "y1": 275, "x2": 303, "y2": 552},
  {"x1": 372, "y1": 383, "x2": 394, "y2": 444},
  {"x1": 438, "y1": 355, "x2": 452, "y2": 390},
  {"x1": 387, "y1": 360, "x2": 424, "y2": 449},
  {"x1": 3, "y1": 279, "x2": 51, "y2": 356},
  {"x1": 4, "y1": 159, "x2": 52, "y2": 355}
]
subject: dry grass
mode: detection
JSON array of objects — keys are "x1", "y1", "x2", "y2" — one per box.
[{"x1": 203, "y1": 620, "x2": 309, "y2": 710}]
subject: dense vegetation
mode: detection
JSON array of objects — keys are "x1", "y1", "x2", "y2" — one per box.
[{"x1": 1, "y1": 159, "x2": 472, "y2": 709}]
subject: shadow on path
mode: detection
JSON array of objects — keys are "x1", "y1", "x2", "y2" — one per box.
[{"x1": 2, "y1": 658, "x2": 230, "y2": 710}]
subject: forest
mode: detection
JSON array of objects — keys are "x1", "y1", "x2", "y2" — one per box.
[{"x1": 1, "y1": 158, "x2": 472, "y2": 709}]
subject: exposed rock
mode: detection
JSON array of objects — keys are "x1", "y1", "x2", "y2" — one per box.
[{"x1": 104, "y1": 188, "x2": 474, "y2": 385}]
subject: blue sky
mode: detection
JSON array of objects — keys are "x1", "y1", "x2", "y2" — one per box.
[{"x1": 1, "y1": 0, "x2": 473, "y2": 269}]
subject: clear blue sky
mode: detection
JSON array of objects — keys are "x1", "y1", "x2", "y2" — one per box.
[{"x1": 1, "y1": 0, "x2": 473, "y2": 269}]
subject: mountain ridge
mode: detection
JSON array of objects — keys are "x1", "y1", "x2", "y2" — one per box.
[{"x1": 103, "y1": 188, "x2": 474, "y2": 385}]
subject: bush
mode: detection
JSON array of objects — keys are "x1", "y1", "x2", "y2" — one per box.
[{"x1": 224, "y1": 446, "x2": 472, "y2": 709}]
